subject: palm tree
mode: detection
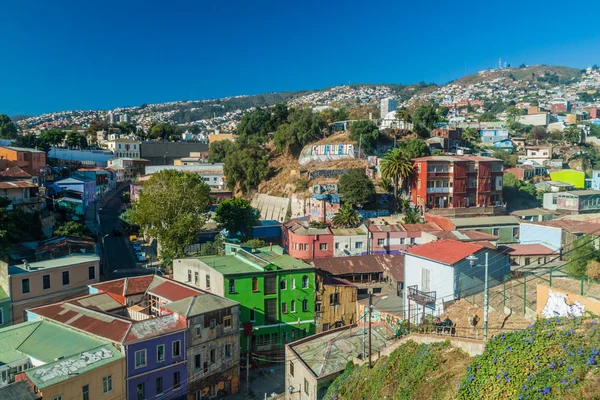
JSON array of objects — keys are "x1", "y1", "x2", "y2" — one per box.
[
  {"x1": 332, "y1": 203, "x2": 361, "y2": 228},
  {"x1": 380, "y1": 148, "x2": 414, "y2": 207}
]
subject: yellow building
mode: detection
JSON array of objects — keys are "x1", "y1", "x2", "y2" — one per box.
[
  {"x1": 24, "y1": 345, "x2": 125, "y2": 400},
  {"x1": 208, "y1": 132, "x2": 235, "y2": 143}
]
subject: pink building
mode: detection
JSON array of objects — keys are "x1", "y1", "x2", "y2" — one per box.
[
  {"x1": 369, "y1": 222, "x2": 441, "y2": 255},
  {"x1": 282, "y1": 218, "x2": 333, "y2": 259}
]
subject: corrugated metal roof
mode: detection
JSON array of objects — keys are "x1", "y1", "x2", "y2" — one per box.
[
  {"x1": 163, "y1": 293, "x2": 238, "y2": 317},
  {"x1": 26, "y1": 345, "x2": 123, "y2": 389},
  {"x1": 0, "y1": 381, "x2": 38, "y2": 400},
  {"x1": 499, "y1": 244, "x2": 559, "y2": 256},
  {"x1": 310, "y1": 255, "x2": 402, "y2": 276},
  {"x1": 71, "y1": 293, "x2": 124, "y2": 312},
  {"x1": 8, "y1": 254, "x2": 99, "y2": 275},
  {"x1": 0, "y1": 181, "x2": 37, "y2": 189},
  {"x1": 150, "y1": 281, "x2": 202, "y2": 302},
  {"x1": 450, "y1": 216, "x2": 519, "y2": 228},
  {"x1": 407, "y1": 240, "x2": 483, "y2": 265}
]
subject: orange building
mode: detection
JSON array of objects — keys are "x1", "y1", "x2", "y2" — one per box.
[{"x1": 0, "y1": 146, "x2": 46, "y2": 174}]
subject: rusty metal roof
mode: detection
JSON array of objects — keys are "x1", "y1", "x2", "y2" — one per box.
[
  {"x1": 0, "y1": 181, "x2": 37, "y2": 189},
  {"x1": 407, "y1": 240, "x2": 484, "y2": 265},
  {"x1": 310, "y1": 255, "x2": 402, "y2": 276}
]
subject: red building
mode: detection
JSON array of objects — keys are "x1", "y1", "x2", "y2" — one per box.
[
  {"x1": 412, "y1": 155, "x2": 504, "y2": 209},
  {"x1": 282, "y1": 218, "x2": 333, "y2": 259}
]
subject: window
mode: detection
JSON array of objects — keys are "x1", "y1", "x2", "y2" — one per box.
[
  {"x1": 194, "y1": 324, "x2": 201, "y2": 338},
  {"x1": 334, "y1": 242, "x2": 339, "y2": 249},
  {"x1": 82, "y1": 384, "x2": 89, "y2": 400},
  {"x1": 265, "y1": 298, "x2": 277, "y2": 323},
  {"x1": 102, "y1": 375, "x2": 112, "y2": 394},
  {"x1": 188, "y1": 270, "x2": 192, "y2": 282},
  {"x1": 377, "y1": 238, "x2": 385, "y2": 246},
  {"x1": 304, "y1": 378, "x2": 309, "y2": 394},
  {"x1": 229, "y1": 279, "x2": 236, "y2": 293},
  {"x1": 53, "y1": 397, "x2": 62, "y2": 400},
  {"x1": 224, "y1": 315, "x2": 232, "y2": 328},
  {"x1": 302, "y1": 299, "x2": 308, "y2": 312},
  {"x1": 42, "y1": 274, "x2": 51, "y2": 290},
  {"x1": 135, "y1": 349, "x2": 147, "y2": 368},
  {"x1": 0, "y1": 309, "x2": 3, "y2": 326},
  {"x1": 206, "y1": 275, "x2": 211, "y2": 289},
  {"x1": 210, "y1": 319, "x2": 216, "y2": 329},
  {"x1": 302, "y1": 275, "x2": 309, "y2": 289},
  {"x1": 62, "y1": 271, "x2": 70, "y2": 286},
  {"x1": 291, "y1": 300, "x2": 296, "y2": 313},
  {"x1": 421, "y1": 268, "x2": 431, "y2": 292},
  {"x1": 157, "y1": 344, "x2": 165, "y2": 362},
  {"x1": 319, "y1": 243, "x2": 328, "y2": 250},
  {"x1": 493, "y1": 228, "x2": 500, "y2": 236},
  {"x1": 210, "y1": 348, "x2": 216, "y2": 364},
  {"x1": 194, "y1": 272, "x2": 199, "y2": 285},
  {"x1": 355, "y1": 242, "x2": 363, "y2": 249},
  {"x1": 315, "y1": 302, "x2": 321, "y2": 312},
  {"x1": 513, "y1": 227, "x2": 520, "y2": 239},
  {"x1": 282, "y1": 302, "x2": 287, "y2": 314},
  {"x1": 137, "y1": 383, "x2": 144, "y2": 400},
  {"x1": 194, "y1": 390, "x2": 202, "y2": 400},
  {"x1": 264, "y1": 275, "x2": 277, "y2": 295},
  {"x1": 525, "y1": 258, "x2": 531, "y2": 266},
  {"x1": 194, "y1": 354, "x2": 202, "y2": 370},
  {"x1": 173, "y1": 371, "x2": 181, "y2": 389},
  {"x1": 225, "y1": 344, "x2": 232, "y2": 359},
  {"x1": 252, "y1": 277, "x2": 259, "y2": 292},
  {"x1": 88, "y1": 266, "x2": 95, "y2": 280},
  {"x1": 330, "y1": 293, "x2": 340, "y2": 306},
  {"x1": 172, "y1": 340, "x2": 181, "y2": 357},
  {"x1": 21, "y1": 278, "x2": 30, "y2": 294},
  {"x1": 280, "y1": 279, "x2": 287, "y2": 290},
  {"x1": 283, "y1": 331, "x2": 288, "y2": 343},
  {"x1": 292, "y1": 278, "x2": 296, "y2": 289},
  {"x1": 291, "y1": 330, "x2": 296, "y2": 341},
  {"x1": 250, "y1": 308, "x2": 255, "y2": 321}
]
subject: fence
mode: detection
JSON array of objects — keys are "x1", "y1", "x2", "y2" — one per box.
[{"x1": 461, "y1": 265, "x2": 600, "y2": 319}]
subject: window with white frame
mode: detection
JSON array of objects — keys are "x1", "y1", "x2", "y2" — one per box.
[
  {"x1": 172, "y1": 340, "x2": 181, "y2": 357},
  {"x1": 102, "y1": 375, "x2": 112, "y2": 394},
  {"x1": 134, "y1": 349, "x2": 147, "y2": 368},
  {"x1": 157, "y1": 344, "x2": 165, "y2": 362}
]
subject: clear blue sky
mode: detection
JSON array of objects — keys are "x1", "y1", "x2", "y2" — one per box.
[{"x1": 2, "y1": 0, "x2": 600, "y2": 116}]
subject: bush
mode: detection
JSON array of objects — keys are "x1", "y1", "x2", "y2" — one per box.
[{"x1": 586, "y1": 260, "x2": 600, "y2": 280}]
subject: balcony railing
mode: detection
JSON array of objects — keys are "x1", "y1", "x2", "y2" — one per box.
[
  {"x1": 426, "y1": 187, "x2": 453, "y2": 194},
  {"x1": 407, "y1": 285, "x2": 436, "y2": 306}
]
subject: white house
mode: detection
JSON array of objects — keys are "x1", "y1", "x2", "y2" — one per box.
[
  {"x1": 403, "y1": 240, "x2": 510, "y2": 322},
  {"x1": 106, "y1": 138, "x2": 141, "y2": 158},
  {"x1": 330, "y1": 225, "x2": 369, "y2": 257},
  {"x1": 145, "y1": 164, "x2": 226, "y2": 189}
]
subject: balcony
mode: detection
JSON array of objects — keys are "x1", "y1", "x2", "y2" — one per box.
[{"x1": 426, "y1": 187, "x2": 453, "y2": 194}]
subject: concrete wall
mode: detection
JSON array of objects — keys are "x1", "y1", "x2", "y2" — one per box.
[
  {"x1": 519, "y1": 223, "x2": 562, "y2": 251},
  {"x1": 536, "y1": 284, "x2": 600, "y2": 316},
  {"x1": 333, "y1": 234, "x2": 369, "y2": 257},
  {"x1": 173, "y1": 259, "x2": 225, "y2": 297}
]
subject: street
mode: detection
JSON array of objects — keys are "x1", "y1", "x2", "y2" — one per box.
[{"x1": 97, "y1": 184, "x2": 138, "y2": 280}]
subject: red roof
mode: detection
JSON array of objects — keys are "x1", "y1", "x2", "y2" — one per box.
[
  {"x1": 126, "y1": 276, "x2": 154, "y2": 295},
  {"x1": 0, "y1": 181, "x2": 37, "y2": 189},
  {"x1": 92, "y1": 279, "x2": 125, "y2": 297},
  {"x1": 149, "y1": 281, "x2": 202, "y2": 302},
  {"x1": 406, "y1": 240, "x2": 483, "y2": 264},
  {"x1": 125, "y1": 313, "x2": 187, "y2": 343},
  {"x1": 91, "y1": 275, "x2": 154, "y2": 297},
  {"x1": 0, "y1": 166, "x2": 34, "y2": 177},
  {"x1": 500, "y1": 244, "x2": 559, "y2": 256}
]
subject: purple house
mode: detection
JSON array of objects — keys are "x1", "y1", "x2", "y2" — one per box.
[{"x1": 27, "y1": 276, "x2": 211, "y2": 400}]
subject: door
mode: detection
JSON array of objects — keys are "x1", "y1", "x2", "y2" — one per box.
[{"x1": 421, "y1": 268, "x2": 431, "y2": 292}]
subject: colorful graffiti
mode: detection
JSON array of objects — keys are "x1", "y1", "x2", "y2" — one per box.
[
  {"x1": 308, "y1": 169, "x2": 357, "y2": 180},
  {"x1": 299, "y1": 143, "x2": 356, "y2": 165},
  {"x1": 358, "y1": 209, "x2": 391, "y2": 218},
  {"x1": 312, "y1": 184, "x2": 339, "y2": 194}
]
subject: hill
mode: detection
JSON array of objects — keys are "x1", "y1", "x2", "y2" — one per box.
[
  {"x1": 325, "y1": 315, "x2": 600, "y2": 400},
  {"x1": 451, "y1": 64, "x2": 583, "y2": 87}
]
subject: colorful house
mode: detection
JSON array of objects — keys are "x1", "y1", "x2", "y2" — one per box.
[
  {"x1": 0, "y1": 287, "x2": 10, "y2": 329},
  {"x1": 549, "y1": 169, "x2": 586, "y2": 189},
  {"x1": 55, "y1": 176, "x2": 96, "y2": 209},
  {"x1": 172, "y1": 244, "x2": 316, "y2": 358}
]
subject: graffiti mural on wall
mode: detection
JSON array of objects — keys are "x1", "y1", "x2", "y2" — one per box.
[
  {"x1": 308, "y1": 169, "x2": 358, "y2": 180},
  {"x1": 358, "y1": 209, "x2": 391, "y2": 218},
  {"x1": 312, "y1": 184, "x2": 339, "y2": 194},
  {"x1": 299, "y1": 143, "x2": 356, "y2": 165}
]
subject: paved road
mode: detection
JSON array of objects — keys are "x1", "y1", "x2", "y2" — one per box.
[{"x1": 98, "y1": 185, "x2": 138, "y2": 280}]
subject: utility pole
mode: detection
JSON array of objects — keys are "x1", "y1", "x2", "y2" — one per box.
[
  {"x1": 246, "y1": 334, "x2": 251, "y2": 395},
  {"x1": 368, "y1": 293, "x2": 373, "y2": 369},
  {"x1": 483, "y1": 252, "x2": 489, "y2": 339}
]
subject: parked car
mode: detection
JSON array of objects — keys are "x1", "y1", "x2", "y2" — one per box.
[
  {"x1": 112, "y1": 228, "x2": 122, "y2": 236},
  {"x1": 132, "y1": 242, "x2": 142, "y2": 252},
  {"x1": 136, "y1": 252, "x2": 147, "y2": 262},
  {"x1": 129, "y1": 235, "x2": 138, "y2": 243}
]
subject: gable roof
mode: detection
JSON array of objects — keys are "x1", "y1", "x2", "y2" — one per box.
[
  {"x1": 310, "y1": 255, "x2": 402, "y2": 276},
  {"x1": 0, "y1": 166, "x2": 34, "y2": 178},
  {"x1": 163, "y1": 293, "x2": 238, "y2": 317},
  {"x1": 406, "y1": 240, "x2": 483, "y2": 265}
]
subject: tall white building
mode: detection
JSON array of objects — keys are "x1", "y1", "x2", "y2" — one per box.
[
  {"x1": 106, "y1": 111, "x2": 116, "y2": 125},
  {"x1": 380, "y1": 97, "x2": 397, "y2": 119},
  {"x1": 120, "y1": 113, "x2": 130, "y2": 123}
]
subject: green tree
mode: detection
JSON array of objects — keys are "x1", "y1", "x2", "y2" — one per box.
[
  {"x1": 200, "y1": 236, "x2": 224, "y2": 256},
  {"x1": 396, "y1": 109, "x2": 412, "y2": 123},
  {"x1": 403, "y1": 208, "x2": 421, "y2": 224},
  {"x1": 412, "y1": 104, "x2": 439, "y2": 129},
  {"x1": 436, "y1": 107, "x2": 450, "y2": 119},
  {"x1": 0, "y1": 114, "x2": 18, "y2": 139},
  {"x1": 502, "y1": 172, "x2": 540, "y2": 211},
  {"x1": 39, "y1": 128, "x2": 66, "y2": 146},
  {"x1": 567, "y1": 235, "x2": 600, "y2": 277},
  {"x1": 338, "y1": 170, "x2": 376, "y2": 208},
  {"x1": 506, "y1": 106, "x2": 525, "y2": 131},
  {"x1": 207, "y1": 140, "x2": 236, "y2": 163},
  {"x1": 564, "y1": 125, "x2": 582, "y2": 145},
  {"x1": 493, "y1": 150, "x2": 518, "y2": 168},
  {"x1": 320, "y1": 107, "x2": 349, "y2": 124},
  {"x1": 0, "y1": 198, "x2": 43, "y2": 257},
  {"x1": 214, "y1": 198, "x2": 260, "y2": 240},
  {"x1": 338, "y1": 170, "x2": 377, "y2": 208},
  {"x1": 478, "y1": 111, "x2": 498, "y2": 122},
  {"x1": 274, "y1": 109, "x2": 326, "y2": 154},
  {"x1": 398, "y1": 139, "x2": 430, "y2": 159},
  {"x1": 462, "y1": 128, "x2": 480, "y2": 147},
  {"x1": 130, "y1": 170, "x2": 213, "y2": 267},
  {"x1": 236, "y1": 107, "x2": 274, "y2": 146},
  {"x1": 380, "y1": 148, "x2": 415, "y2": 207},
  {"x1": 53, "y1": 221, "x2": 94, "y2": 239},
  {"x1": 431, "y1": 149, "x2": 445, "y2": 156},
  {"x1": 224, "y1": 146, "x2": 270, "y2": 193},
  {"x1": 66, "y1": 131, "x2": 87, "y2": 148},
  {"x1": 349, "y1": 120, "x2": 380, "y2": 155},
  {"x1": 530, "y1": 126, "x2": 547, "y2": 142},
  {"x1": 332, "y1": 203, "x2": 361, "y2": 228}
]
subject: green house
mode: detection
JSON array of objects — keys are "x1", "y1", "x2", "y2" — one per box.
[{"x1": 173, "y1": 244, "x2": 316, "y2": 356}]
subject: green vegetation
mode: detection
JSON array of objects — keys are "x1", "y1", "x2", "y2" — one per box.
[
  {"x1": 66, "y1": 131, "x2": 87, "y2": 148},
  {"x1": 338, "y1": 170, "x2": 376, "y2": 208},
  {"x1": 397, "y1": 138, "x2": 430, "y2": 159},
  {"x1": 324, "y1": 340, "x2": 469, "y2": 400},
  {"x1": 0, "y1": 114, "x2": 18, "y2": 139},
  {"x1": 349, "y1": 120, "x2": 380, "y2": 154},
  {"x1": 39, "y1": 128, "x2": 66, "y2": 146},
  {"x1": 566, "y1": 235, "x2": 600, "y2": 277},
  {"x1": 503, "y1": 172, "x2": 540, "y2": 211},
  {"x1": 214, "y1": 198, "x2": 260, "y2": 240},
  {"x1": 326, "y1": 316, "x2": 600, "y2": 400},
  {"x1": 207, "y1": 140, "x2": 235, "y2": 163},
  {"x1": 274, "y1": 108, "x2": 326, "y2": 154},
  {"x1": 413, "y1": 104, "x2": 439, "y2": 130},
  {"x1": 493, "y1": 150, "x2": 518, "y2": 168},
  {"x1": 53, "y1": 221, "x2": 94, "y2": 239},
  {"x1": 458, "y1": 315, "x2": 600, "y2": 399},
  {"x1": 380, "y1": 148, "x2": 415, "y2": 208},
  {"x1": 331, "y1": 203, "x2": 361, "y2": 228},
  {"x1": 224, "y1": 146, "x2": 270, "y2": 193},
  {"x1": 0, "y1": 198, "x2": 43, "y2": 257},
  {"x1": 564, "y1": 125, "x2": 582, "y2": 145},
  {"x1": 130, "y1": 170, "x2": 212, "y2": 267}
]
